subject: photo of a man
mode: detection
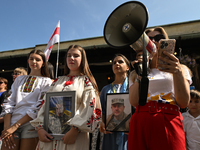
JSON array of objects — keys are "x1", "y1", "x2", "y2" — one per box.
[
  {"x1": 48, "y1": 96, "x2": 72, "y2": 134},
  {"x1": 106, "y1": 98, "x2": 131, "y2": 132}
]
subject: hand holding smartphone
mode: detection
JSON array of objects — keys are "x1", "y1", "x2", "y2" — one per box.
[{"x1": 157, "y1": 39, "x2": 176, "y2": 70}]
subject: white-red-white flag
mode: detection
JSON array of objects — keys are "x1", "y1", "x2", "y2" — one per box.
[{"x1": 44, "y1": 20, "x2": 60, "y2": 61}]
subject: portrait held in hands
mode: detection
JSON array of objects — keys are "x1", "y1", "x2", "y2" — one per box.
[
  {"x1": 105, "y1": 93, "x2": 131, "y2": 132},
  {"x1": 44, "y1": 91, "x2": 76, "y2": 140}
]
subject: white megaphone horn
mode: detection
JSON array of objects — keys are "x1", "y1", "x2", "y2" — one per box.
[{"x1": 103, "y1": 1, "x2": 156, "y2": 58}]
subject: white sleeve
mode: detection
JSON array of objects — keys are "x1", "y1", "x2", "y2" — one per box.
[
  {"x1": 183, "y1": 67, "x2": 192, "y2": 85},
  {"x1": 68, "y1": 88, "x2": 102, "y2": 133},
  {"x1": 129, "y1": 73, "x2": 134, "y2": 88},
  {"x1": 3, "y1": 77, "x2": 20, "y2": 114},
  {"x1": 27, "y1": 78, "x2": 52, "y2": 119}
]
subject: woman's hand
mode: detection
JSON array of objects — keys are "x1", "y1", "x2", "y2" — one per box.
[
  {"x1": 61, "y1": 127, "x2": 79, "y2": 144},
  {"x1": 99, "y1": 121, "x2": 111, "y2": 134},
  {"x1": 157, "y1": 50, "x2": 181, "y2": 74},
  {"x1": 1, "y1": 123, "x2": 19, "y2": 149},
  {"x1": 1, "y1": 122, "x2": 20, "y2": 140},
  {"x1": 2, "y1": 134, "x2": 17, "y2": 149},
  {"x1": 37, "y1": 128, "x2": 53, "y2": 142}
]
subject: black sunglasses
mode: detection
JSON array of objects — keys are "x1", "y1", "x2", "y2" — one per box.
[
  {"x1": 149, "y1": 34, "x2": 165, "y2": 42},
  {"x1": 12, "y1": 72, "x2": 21, "y2": 76},
  {"x1": 0, "y1": 81, "x2": 4, "y2": 84}
]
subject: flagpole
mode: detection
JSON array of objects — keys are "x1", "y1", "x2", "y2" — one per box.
[{"x1": 55, "y1": 41, "x2": 60, "y2": 79}]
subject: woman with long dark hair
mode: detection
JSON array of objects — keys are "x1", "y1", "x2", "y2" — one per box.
[{"x1": 1, "y1": 49, "x2": 52, "y2": 150}]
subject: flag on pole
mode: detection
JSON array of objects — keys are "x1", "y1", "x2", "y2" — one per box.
[{"x1": 44, "y1": 20, "x2": 60, "y2": 61}]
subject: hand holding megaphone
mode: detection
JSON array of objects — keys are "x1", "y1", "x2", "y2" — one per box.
[{"x1": 131, "y1": 53, "x2": 143, "y2": 75}]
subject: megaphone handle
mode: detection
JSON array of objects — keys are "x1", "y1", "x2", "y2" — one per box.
[
  {"x1": 142, "y1": 35, "x2": 148, "y2": 76},
  {"x1": 138, "y1": 33, "x2": 149, "y2": 106},
  {"x1": 139, "y1": 77, "x2": 149, "y2": 106}
]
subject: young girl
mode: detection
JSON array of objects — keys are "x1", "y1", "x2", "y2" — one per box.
[
  {"x1": 128, "y1": 27, "x2": 192, "y2": 150},
  {"x1": 99, "y1": 54, "x2": 130, "y2": 150},
  {"x1": 182, "y1": 89, "x2": 200, "y2": 150},
  {"x1": 30, "y1": 45, "x2": 101, "y2": 150},
  {"x1": 1, "y1": 49, "x2": 52, "y2": 150}
]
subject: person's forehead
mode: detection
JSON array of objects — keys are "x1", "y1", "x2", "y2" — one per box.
[{"x1": 113, "y1": 56, "x2": 124, "y2": 61}]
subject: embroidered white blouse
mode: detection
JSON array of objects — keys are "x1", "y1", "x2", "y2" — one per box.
[
  {"x1": 4, "y1": 75, "x2": 52, "y2": 126},
  {"x1": 30, "y1": 75, "x2": 101, "y2": 150}
]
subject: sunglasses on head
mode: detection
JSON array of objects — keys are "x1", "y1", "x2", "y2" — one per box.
[
  {"x1": 0, "y1": 81, "x2": 4, "y2": 84},
  {"x1": 149, "y1": 34, "x2": 165, "y2": 42}
]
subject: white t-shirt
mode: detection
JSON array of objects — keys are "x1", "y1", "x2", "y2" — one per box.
[
  {"x1": 129, "y1": 68, "x2": 192, "y2": 105},
  {"x1": 182, "y1": 111, "x2": 200, "y2": 150}
]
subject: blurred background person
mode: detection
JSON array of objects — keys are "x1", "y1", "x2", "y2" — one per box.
[
  {"x1": 0, "y1": 77, "x2": 8, "y2": 97},
  {"x1": 0, "y1": 77, "x2": 8, "y2": 135},
  {"x1": 182, "y1": 89, "x2": 200, "y2": 150},
  {"x1": 12, "y1": 67, "x2": 27, "y2": 82}
]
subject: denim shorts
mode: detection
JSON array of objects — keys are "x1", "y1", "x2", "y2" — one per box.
[{"x1": 14, "y1": 123, "x2": 38, "y2": 139}]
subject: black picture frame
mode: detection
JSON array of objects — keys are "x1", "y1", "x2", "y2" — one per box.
[
  {"x1": 44, "y1": 91, "x2": 76, "y2": 140},
  {"x1": 105, "y1": 93, "x2": 132, "y2": 132}
]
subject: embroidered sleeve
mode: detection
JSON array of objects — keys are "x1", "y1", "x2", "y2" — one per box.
[
  {"x1": 68, "y1": 88, "x2": 102, "y2": 133},
  {"x1": 30, "y1": 96, "x2": 46, "y2": 127},
  {"x1": 27, "y1": 78, "x2": 52, "y2": 119}
]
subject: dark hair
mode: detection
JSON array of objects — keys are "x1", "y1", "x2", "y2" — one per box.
[
  {"x1": 64, "y1": 45, "x2": 99, "y2": 93},
  {"x1": 47, "y1": 62, "x2": 55, "y2": 80},
  {"x1": 190, "y1": 90, "x2": 200, "y2": 99},
  {"x1": 27, "y1": 49, "x2": 50, "y2": 78},
  {"x1": 0, "y1": 77, "x2": 8, "y2": 90}
]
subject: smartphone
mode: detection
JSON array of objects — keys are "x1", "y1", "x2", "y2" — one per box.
[{"x1": 157, "y1": 39, "x2": 176, "y2": 69}]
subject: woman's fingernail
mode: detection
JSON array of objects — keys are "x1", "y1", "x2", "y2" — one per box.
[
  {"x1": 14, "y1": 144, "x2": 16, "y2": 146},
  {"x1": 12, "y1": 146, "x2": 14, "y2": 149},
  {"x1": 9, "y1": 146, "x2": 11, "y2": 149}
]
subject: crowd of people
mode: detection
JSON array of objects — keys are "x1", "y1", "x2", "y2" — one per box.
[{"x1": 0, "y1": 26, "x2": 199, "y2": 150}]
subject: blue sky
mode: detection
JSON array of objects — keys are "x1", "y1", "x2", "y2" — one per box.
[{"x1": 0, "y1": 0, "x2": 200, "y2": 52}]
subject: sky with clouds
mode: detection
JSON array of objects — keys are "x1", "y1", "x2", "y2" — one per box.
[{"x1": 0, "y1": 0, "x2": 200, "y2": 52}]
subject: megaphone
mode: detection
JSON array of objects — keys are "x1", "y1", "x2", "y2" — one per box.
[
  {"x1": 103, "y1": 1, "x2": 154, "y2": 106},
  {"x1": 103, "y1": 1, "x2": 156, "y2": 57}
]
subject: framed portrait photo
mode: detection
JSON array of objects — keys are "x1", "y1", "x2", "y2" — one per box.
[
  {"x1": 105, "y1": 93, "x2": 133, "y2": 132},
  {"x1": 44, "y1": 91, "x2": 76, "y2": 140}
]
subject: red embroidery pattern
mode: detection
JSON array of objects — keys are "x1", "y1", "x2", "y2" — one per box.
[
  {"x1": 65, "y1": 76, "x2": 73, "y2": 86},
  {"x1": 89, "y1": 97, "x2": 95, "y2": 107},
  {"x1": 38, "y1": 100, "x2": 45, "y2": 110},
  {"x1": 84, "y1": 76, "x2": 92, "y2": 87},
  {"x1": 51, "y1": 77, "x2": 59, "y2": 86},
  {"x1": 94, "y1": 108, "x2": 101, "y2": 120},
  {"x1": 87, "y1": 97, "x2": 102, "y2": 130},
  {"x1": 62, "y1": 76, "x2": 74, "y2": 90},
  {"x1": 54, "y1": 140, "x2": 57, "y2": 150},
  {"x1": 87, "y1": 115, "x2": 94, "y2": 130}
]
